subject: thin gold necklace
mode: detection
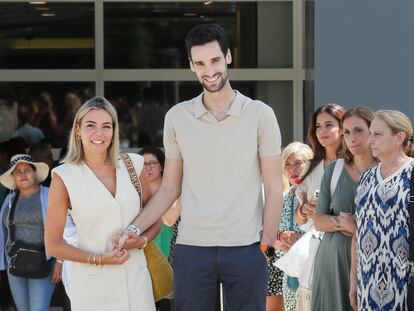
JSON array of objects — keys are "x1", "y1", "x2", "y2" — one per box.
[{"x1": 353, "y1": 159, "x2": 376, "y2": 176}]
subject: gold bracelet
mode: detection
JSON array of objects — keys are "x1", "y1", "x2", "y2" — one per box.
[
  {"x1": 141, "y1": 235, "x2": 148, "y2": 249},
  {"x1": 87, "y1": 253, "x2": 93, "y2": 265},
  {"x1": 98, "y1": 254, "x2": 102, "y2": 266}
]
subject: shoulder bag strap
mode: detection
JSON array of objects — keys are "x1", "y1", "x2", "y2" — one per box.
[
  {"x1": 328, "y1": 159, "x2": 344, "y2": 215},
  {"x1": 330, "y1": 159, "x2": 344, "y2": 198},
  {"x1": 409, "y1": 164, "x2": 414, "y2": 260},
  {"x1": 120, "y1": 153, "x2": 143, "y2": 210},
  {"x1": 7, "y1": 191, "x2": 20, "y2": 245},
  {"x1": 289, "y1": 189, "x2": 296, "y2": 231}
]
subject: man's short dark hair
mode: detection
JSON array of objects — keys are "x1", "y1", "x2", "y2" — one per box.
[{"x1": 185, "y1": 23, "x2": 229, "y2": 61}]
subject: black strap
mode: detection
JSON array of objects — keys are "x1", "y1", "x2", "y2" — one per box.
[
  {"x1": 7, "y1": 191, "x2": 20, "y2": 246},
  {"x1": 409, "y1": 166, "x2": 414, "y2": 260}
]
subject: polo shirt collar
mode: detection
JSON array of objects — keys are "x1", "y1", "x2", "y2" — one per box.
[{"x1": 193, "y1": 90, "x2": 244, "y2": 119}]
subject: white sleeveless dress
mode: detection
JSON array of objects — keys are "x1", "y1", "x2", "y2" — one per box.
[{"x1": 53, "y1": 153, "x2": 155, "y2": 311}]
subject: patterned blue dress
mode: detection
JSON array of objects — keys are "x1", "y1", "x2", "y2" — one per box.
[{"x1": 355, "y1": 159, "x2": 414, "y2": 311}]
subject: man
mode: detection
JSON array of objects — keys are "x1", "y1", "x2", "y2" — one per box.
[{"x1": 122, "y1": 23, "x2": 283, "y2": 311}]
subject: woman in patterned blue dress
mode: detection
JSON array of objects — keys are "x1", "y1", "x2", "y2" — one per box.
[{"x1": 353, "y1": 110, "x2": 414, "y2": 311}]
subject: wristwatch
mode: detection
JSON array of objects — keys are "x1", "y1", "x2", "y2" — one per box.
[
  {"x1": 126, "y1": 224, "x2": 141, "y2": 236},
  {"x1": 260, "y1": 243, "x2": 276, "y2": 258}
]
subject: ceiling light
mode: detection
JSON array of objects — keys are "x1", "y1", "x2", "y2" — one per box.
[
  {"x1": 35, "y1": 7, "x2": 50, "y2": 11},
  {"x1": 29, "y1": 1, "x2": 46, "y2": 4},
  {"x1": 184, "y1": 13, "x2": 197, "y2": 17},
  {"x1": 204, "y1": 1, "x2": 213, "y2": 5},
  {"x1": 41, "y1": 13, "x2": 55, "y2": 17}
]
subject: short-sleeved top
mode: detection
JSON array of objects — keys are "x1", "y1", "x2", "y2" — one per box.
[{"x1": 163, "y1": 90, "x2": 281, "y2": 246}]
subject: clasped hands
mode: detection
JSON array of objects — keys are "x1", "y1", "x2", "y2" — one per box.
[
  {"x1": 331, "y1": 212, "x2": 356, "y2": 236},
  {"x1": 96, "y1": 229, "x2": 146, "y2": 265}
]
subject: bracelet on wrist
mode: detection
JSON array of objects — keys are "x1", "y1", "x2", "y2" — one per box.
[
  {"x1": 141, "y1": 235, "x2": 148, "y2": 249},
  {"x1": 87, "y1": 253, "x2": 93, "y2": 265}
]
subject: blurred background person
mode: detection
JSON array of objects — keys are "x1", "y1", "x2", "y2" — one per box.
[
  {"x1": 29, "y1": 142, "x2": 54, "y2": 187},
  {"x1": 35, "y1": 92, "x2": 58, "y2": 146},
  {"x1": 0, "y1": 154, "x2": 61, "y2": 311},
  {"x1": 139, "y1": 146, "x2": 178, "y2": 311},
  {"x1": 13, "y1": 104, "x2": 44, "y2": 148},
  {"x1": 135, "y1": 87, "x2": 167, "y2": 147},
  {"x1": 56, "y1": 91, "x2": 82, "y2": 148}
]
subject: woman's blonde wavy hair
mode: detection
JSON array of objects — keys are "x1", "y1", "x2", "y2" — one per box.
[
  {"x1": 63, "y1": 96, "x2": 120, "y2": 166},
  {"x1": 281, "y1": 142, "x2": 314, "y2": 170}
]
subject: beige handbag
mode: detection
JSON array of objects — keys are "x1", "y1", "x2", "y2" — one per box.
[{"x1": 121, "y1": 153, "x2": 174, "y2": 302}]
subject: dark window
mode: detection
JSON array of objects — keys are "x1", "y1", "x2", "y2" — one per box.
[{"x1": 0, "y1": 2, "x2": 94, "y2": 69}]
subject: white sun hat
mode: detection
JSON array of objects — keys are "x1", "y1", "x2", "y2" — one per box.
[{"x1": 0, "y1": 154, "x2": 49, "y2": 190}]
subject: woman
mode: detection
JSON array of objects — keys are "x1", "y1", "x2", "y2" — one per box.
[
  {"x1": 139, "y1": 146, "x2": 176, "y2": 258},
  {"x1": 269, "y1": 142, "x2": 313, "y2": 311},
  {"x1": 0, "y1": 154, "x2": 61, "y2": 311},
  {"x1": 352, "y1": 110, "x2": 414, "y2": 310},
  {"x1": 139, "y1": 146, "x2": 179, "y2": 311},
  {"x1": 294, "y1": 103, "x2": 346, "y2": 310},
  {"x1": 45, "y1": 97, "x2": 161, "y2": 310},
  {"x1": 138, "y1": 147, "x2": 181, "y2": 266},
  {"x1": 312, "y1": 107, "x2": 377, "y2": 311}
]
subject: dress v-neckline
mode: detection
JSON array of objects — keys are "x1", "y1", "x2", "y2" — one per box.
[
  {"x1": 376, "y1": 158, "x2": 414, "y2": 183},
  {"x1": 83, "y1": 161, "x2": 118, "y2": 199}
]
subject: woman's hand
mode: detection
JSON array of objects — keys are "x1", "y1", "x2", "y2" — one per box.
[
  {"x1": 301, "y1": 201, "x2": 317, "y2": 217},
  {"x1": 113, "y1": 230, "x2": 147, "y2": 251},
  {"x1": 118, "y1": 231, "x2": 147, "y2": 250},
  {"x1": 101, "y1": 249, "x2": 130, "y2": 265},
  {"x1": 279, "y1": 231, "x2": 301, "y2": 250},
  {"x1": 51, "y1": 261, "x2": 63, "y2": 284},
  {"x1": 337, "y1": 213, "x2": 356, "y2": 236},
  {"x1": 349, "y1": 274, "x2": 358, "y2": 310}
]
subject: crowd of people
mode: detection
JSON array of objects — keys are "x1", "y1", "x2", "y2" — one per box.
[
  {"x1": 0, "y1": 86, "x2": 167, "y2": 152},
  {"x1": 0, "y1": 22, "x2": 413, "y2": 311}
]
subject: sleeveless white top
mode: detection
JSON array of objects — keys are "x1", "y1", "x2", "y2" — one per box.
[{"x1": 53, "y1": 153, "x2": 155, "y2": 311}]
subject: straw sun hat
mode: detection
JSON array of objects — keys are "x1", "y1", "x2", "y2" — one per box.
[{"x1": 0, "y1": 154, "x2": 49, "y2": 190}]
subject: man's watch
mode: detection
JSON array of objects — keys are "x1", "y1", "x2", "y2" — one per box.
[{"x1": 260, "y1": 243, "x2": 276, "y2": 258}]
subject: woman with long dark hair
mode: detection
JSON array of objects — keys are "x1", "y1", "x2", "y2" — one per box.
[{"x1": 294, "y1": 103, "x2": 346, "y2": 311}]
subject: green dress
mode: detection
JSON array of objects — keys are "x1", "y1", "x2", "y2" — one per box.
[
  {"x1": 153, "y1": 224, "x2": 174, "y2": 257},
  {"x1": 311, "y1": 161, "x2": 357, "y2": 311}
]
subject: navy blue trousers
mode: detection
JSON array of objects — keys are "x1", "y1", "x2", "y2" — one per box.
[{"x1": 173, "y1": 242, "x2": 268, "y2": 311}]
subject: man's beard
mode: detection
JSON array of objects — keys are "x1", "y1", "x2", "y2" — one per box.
[{"x1": 199, "y1": 72, "x2": 228, "y2": 93}]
